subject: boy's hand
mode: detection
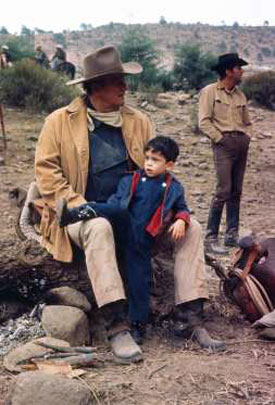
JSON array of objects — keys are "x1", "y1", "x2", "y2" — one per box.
[{"x1": 168, "y1": 219, "x2": 186, "y2": 241}]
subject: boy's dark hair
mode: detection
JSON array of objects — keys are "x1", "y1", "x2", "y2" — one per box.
[{"x1": 145, "y1": 136, "x2": 179, "y2": 162}]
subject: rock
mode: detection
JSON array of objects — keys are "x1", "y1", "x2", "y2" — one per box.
[
  {"x1": 41, "y1": 305, "x2": 90, "y2": 346},
  {"x1": 4, "y1": 337, "x2": 70, "y2": 372},
  {"x1": 198, "y1": 163, "x2": 208, "y2": 170},
  {"x1": 44, "y1": 287, "x2": 92, "y2": 312},
  {"x1": 0, "y1": 155, "x2": 5, "y2": 166},
  {"x1": 145, "y1": 104, "x2": 157, "y2": 112},
  {"x1": 4, "y1": 371, "x2": 93, "y2": 405},
  {"x1": 140, "y1": 101, "x2": 148, "y2": 108},
  {"x1": 178, "y1": 93, "x2": 191, "y2": 105}
]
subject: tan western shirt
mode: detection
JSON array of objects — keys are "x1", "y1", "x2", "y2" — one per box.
[{"x1": 198, "y1": 81, "x2": 252, "y2": 143}]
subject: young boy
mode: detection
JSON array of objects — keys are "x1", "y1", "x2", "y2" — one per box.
[{"x1": 56, "y1": 136, "x2": 190, "y2": 342}]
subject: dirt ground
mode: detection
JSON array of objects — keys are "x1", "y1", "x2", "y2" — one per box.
[{"x1": 0, "y1": 94, "x2": 275, "y2": 404}]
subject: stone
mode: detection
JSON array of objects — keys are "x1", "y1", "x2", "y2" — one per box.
[
  {"x1": 41, "y1": 305, "x2": 90, "y2": 346},
  {"x1": 0, "y1": 155, "x2": 5, "y2": 166},
  {"x1": 178, "y1": 93, "x2": 191, "y2": 105},
  {"x1": 44, "y1": 287, "x2": 92, "y2": 312},
  {"x1": 4, "y1": 337, "x2": 70, "y2": 372},
  {"x1": 4, "y1": 371, "x2": 93, "y2": 405}
]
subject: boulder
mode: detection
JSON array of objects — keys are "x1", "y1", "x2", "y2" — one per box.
[
  {"x1": 4, "y1": 371, "x2": 93, "y2": 405},
  {"x1": 44, "y1": 287, "x2": 92, "y2": 312},
  {"x1": 41, "y1": 305, "x2": 90, "y2": 346}
]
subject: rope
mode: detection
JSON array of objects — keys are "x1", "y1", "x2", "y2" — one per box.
[
  {"x1": 19, "y1": 181, "x2": 41, "y2": 242},
  {"x1": 234, "y1": 268, "x2": 274, "y2": 316}
]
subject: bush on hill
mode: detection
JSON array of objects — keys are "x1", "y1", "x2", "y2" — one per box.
[
  {"x1": 0, "y1": 60, "x2": 79, "y2": 112},
  {"x1": 173, "y1": 44, "x2": 216, "y2": 90},
  {"x1": 242, "y1": 70, "x2": 275, "y2": 110}
]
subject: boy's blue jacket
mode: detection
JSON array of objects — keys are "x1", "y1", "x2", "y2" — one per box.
[{"x1": 107, "y1": 169, "x2": 190, "y2": 237}]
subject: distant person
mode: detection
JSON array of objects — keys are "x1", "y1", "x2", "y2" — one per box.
[
  {"x1": 51, "y1": 44, "x2": 66, "y2": 70},
  {"x1": 0, "y1": 45, "x2": 12, "y2": 69},
  {"x1": 199, "y1": 53, "x2": 252, "y2": 254},
  {"x1": 35, "y1": 45, "x2": 50, "y2": 69}
]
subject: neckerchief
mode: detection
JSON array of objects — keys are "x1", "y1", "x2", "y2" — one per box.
[{"x1": 87, "y1": 106, "x2": 123, "y2": 132}]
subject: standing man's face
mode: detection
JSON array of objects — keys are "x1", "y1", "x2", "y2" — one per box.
[
  {"x1": 95, "y1": 74, "x2": 127, "y2": 110},
  {"x1": 227, "y1": 65, "x2": 244, "y2": 86}
]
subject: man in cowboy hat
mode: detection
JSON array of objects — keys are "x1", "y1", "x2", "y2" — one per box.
[
  {"x1": 51, "y1": 44, "x2": 66, "y2": 70},
  {"x1": 199, "y1": 53, "x2": 253, "y2": 254},
  {"x1": 35, "y1": 45, "x2": 50, "y2": 69},
  {"x1": 35, "y1": 45, "x2": 224, "y2": 362},
  {"x1": 0, "y1": 45, "x2": 12, "y2": 68}
]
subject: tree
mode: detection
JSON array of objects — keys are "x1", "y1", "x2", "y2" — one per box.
[
  {"x1": 119, "y1": 28, "x2": 159, "y2": 90},
  {"x1": 0, "y1": 26, "x2": 9, "y2": 34},
  {"x1": 263, "y1": 20, "x2": 269, "y2": 26},
  {"x1": 173, "y1": 44, "x2": 216, "y2": 90},
  {"x1": 159, "y1": 16, "x2": 167, "y2": 25},
  {"x1": 80, "y1": 23, "x2": 87, "y2": 31},
  {"x1": 21, "y1": 25, "x2": 33, "y2": 36}
]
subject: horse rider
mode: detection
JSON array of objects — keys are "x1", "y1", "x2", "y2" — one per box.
[{"x1": 51, "y1": 44, "x2": 67, "y2": 71}]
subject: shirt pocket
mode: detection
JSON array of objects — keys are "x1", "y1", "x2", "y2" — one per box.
[
  {"x1": 233, "y1": 102, "x2": 246, "y2": 126},
  {"x1": 214, "y1": 98, "x2": 230, "y2": 120}
]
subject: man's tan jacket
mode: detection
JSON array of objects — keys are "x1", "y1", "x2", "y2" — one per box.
[{"x1": 35, "y1": 96, "x2": 154, "y2": 263}]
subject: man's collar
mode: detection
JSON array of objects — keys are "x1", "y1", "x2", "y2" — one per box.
[{"x1": 217, "y1": 80, "x2": 237, "y2": 94}]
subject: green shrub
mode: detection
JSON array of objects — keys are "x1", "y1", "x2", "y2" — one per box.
[
  {"x1": 173, "y1": 44, "x2": 216, "y2": 90},
  {"x1": 0, "y1": 59, "x2": 79, "y2": 112},
  {"x1": 1, "y1": 35, "x2": 35, "y2": 61},
  {"x1": 138, "y1": 83, "x2": 163, "y2": 105},
  {"x1": 119, "y1": 28, "x2": 160, "y2": 91},
  {"x1": 261, "y1": 47, "x2": 271, "y2": 57},
  {"x1": 242, "y1": 70, "x2": 275, "y2": 110}
]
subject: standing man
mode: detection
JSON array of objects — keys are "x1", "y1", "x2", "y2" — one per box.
[
  {"x1": 199, "y1": 53, "x2": 252, "y2": 254},
  {"x1": 35, "y1": 46, "x2": 224, "y2": 363}
]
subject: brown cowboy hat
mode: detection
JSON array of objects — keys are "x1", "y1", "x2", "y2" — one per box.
[
  {"x1": 211, "y1": 53, "x2": 248, "y2": 72},
  {"x1": 67, "y1": 45, "x2": 142, "y2": 85}
]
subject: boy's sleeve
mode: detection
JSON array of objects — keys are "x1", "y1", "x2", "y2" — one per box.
[
  {"x1": 107, "y1": 174, "x2": 132, "y2": 207},
  {"x1": 173, "y1": 184, "x2": 191, "y2": 225}
]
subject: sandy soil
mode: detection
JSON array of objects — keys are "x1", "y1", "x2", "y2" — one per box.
[{"x1": 0, "y1": 94, "x2": 275, "y2": 404}]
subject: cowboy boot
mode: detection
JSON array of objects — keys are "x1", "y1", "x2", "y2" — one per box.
[
  {"x1": 174, "y1": 299, "x2": 226, "y2": 352},
  {"x1": 101, "y1": 300, "x2": 142, "y2": 363},
  {"x1": 225, "y1": 201, "x2": 240, "y2": 247},
  {"x1": 130, "y1": 322, "x2": 147, "y2": 345},
  {"x1": 56, "y1": 198, "x2": 97, "y2": 227},
  {"x1": 205, "y1": 206, "x2": 228, "y2": 255}
]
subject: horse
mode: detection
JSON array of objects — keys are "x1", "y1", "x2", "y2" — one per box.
[{"x1": 54, "y1": 61, "x2": 76, "y2": 80}]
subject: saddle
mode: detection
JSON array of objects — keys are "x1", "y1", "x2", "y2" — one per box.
[{"x1": 223, "y1": 235, "x2": 275, "y2": 322}]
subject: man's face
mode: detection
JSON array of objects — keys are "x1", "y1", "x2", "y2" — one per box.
[
  {"x1": 144, "y1": 149, "x2": 174, "y2": 177},
  {"x1": 227, "y1": 65, "x2": 244, "y2": 85},
  {"x1": 95, "y1": 74, "x2": 127, "y2": 110}
]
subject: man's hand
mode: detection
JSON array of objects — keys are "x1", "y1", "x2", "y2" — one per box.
[{"x1": 168, "y1": 219, "x2": 186, "y2": 241}]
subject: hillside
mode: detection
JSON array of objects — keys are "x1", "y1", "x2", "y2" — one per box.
[{"x1": 33, "y1": 23, "x2": 275, "y2": 70}]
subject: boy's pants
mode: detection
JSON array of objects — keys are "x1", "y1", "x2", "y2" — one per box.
[{"x1": 67, "y1": 217, "x2": 209, "y2": 311}]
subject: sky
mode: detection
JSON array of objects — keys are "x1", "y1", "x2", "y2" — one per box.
[{"x1": 1, "y1": 0, "x2": 274, "y2": 34}]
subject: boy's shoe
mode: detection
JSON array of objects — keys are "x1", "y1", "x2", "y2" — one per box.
[
  {"x1": 109, "y1": 331, "x2": 143, "y2": 363},
  {"x1": 131, "y1": 322, "x2": 146, "y2": 345},
  {"x1": 56, "y1": 198, "x2": 97, "y2": 227}
]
